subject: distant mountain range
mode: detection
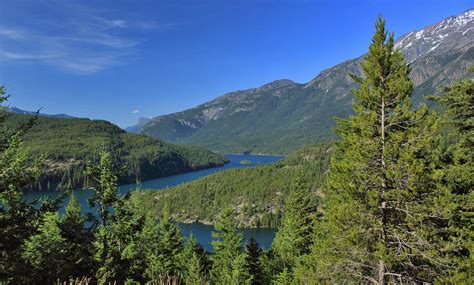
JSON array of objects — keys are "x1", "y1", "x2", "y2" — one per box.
[
  {"x1": 128, "y1": 9, "x2": 474, "y2": 154},
  {"x1": 7, "y1": 107, "x2": 75, "y2": 119}
]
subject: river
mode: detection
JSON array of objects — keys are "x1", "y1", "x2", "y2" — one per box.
[{"x1": 24, "y1": 154, "x2": 283, "y2": 251}]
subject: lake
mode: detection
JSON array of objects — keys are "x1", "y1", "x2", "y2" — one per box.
[{"x1": 24, "y1": 154, "x2": 282, "y2": 251}]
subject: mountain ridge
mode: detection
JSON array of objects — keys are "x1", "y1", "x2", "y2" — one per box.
[
  {"x1": 129, "y1": 9, "x2": 474, "y2": 154},
  {"x1": 4, "y1": 113, "x2": 228, "y2": 191},
  {"x1": 7, "y1": 107, "x2": 75, "y2": 119}
]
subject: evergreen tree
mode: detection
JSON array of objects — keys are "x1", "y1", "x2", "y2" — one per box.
[
  {"x1": 87, "y1": 151, "x2": 146, "y2": 283},
  {"x1": 271, "y1": 173, "x2": 316, "y2": 271},
  {"x1": 211, "y1": 208, "x2": 251, "y2": 285},
  {"x1": 145, "y1": 204, "x2": 185, "y2": 282},
  {"x1": 432, "y1": 73, "x2": 473, "y2": 282},
  {"x1": 245, "y1": 238, "x2": 265, "y2": 285},
  {"x1": 182, "y1": 236, "x2": 208, "y2": 284},
  {"x1": 273, "y1": 268, "x2": 293, "y2": 285},
  {"x1": 0, "y1": 86, "x2": 52, "y2": 282},
  {"x1": 59, "y1": 194, "x2": 94, "y2": 278},
  {"x1": 23, "y1": 212, "x2": 69, "y2": 283},
  {"x1": 94, "y1": 195, "x2": 145, "y2": 283},
  {"x1": 299, "y1": 17, "x2": 443, "y2": 283},
  {"x1": 86, "y1": 151, "x2": 119, "y2": 228}
]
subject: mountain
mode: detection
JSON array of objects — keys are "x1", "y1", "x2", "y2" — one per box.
[
  {"x1": 130, "y1": 9, "x2": 474, "y2": 154},
  {"x1": 4, "y1": 113, "x2": 228, "y2": 191},
  {"x1": 7, "y1": 107, "x2": 75, "y2": 119},
  {"x1": 125, "y1": 117, "x2": 151, "y2": 133}
]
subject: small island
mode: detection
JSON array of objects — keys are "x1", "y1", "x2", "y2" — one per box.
[{"x1": 240, "y1": 159, "x2": 252, "y2": 165}]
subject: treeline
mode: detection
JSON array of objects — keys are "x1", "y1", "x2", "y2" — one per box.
[
  {"x1": 0, "y1": 100, "x2": 273, "y2": 283},
  {"x1": 133, "y1": 143, "x2": 331, "y2": 228},
  {"x1": 1, "y1": 16, "x2": 472, "y2": 284},
  {"x1": 3, "y1": 114, "x2": 228, "y2": 191}
]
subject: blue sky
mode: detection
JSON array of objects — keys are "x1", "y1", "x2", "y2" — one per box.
[{"x1": 0, "y1": 0, "x2": 472, "y2": 127}]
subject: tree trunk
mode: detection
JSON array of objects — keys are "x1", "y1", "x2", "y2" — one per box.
[{"x1": 379, "y1": 95, "x2": 387, "y2": 285}]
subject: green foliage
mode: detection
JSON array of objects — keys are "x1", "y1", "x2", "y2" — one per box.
[
  {"x1": 59, "y1": 194, "x2": 94, "y2": 278},
  {"x1": 145, "y1": 204, "x2": 185, "y2": 281},
  {"x1": 87, "y1": 153, "x2": 146, "y2": 283},
  {"x1": 182, "y1": 236, "x2": 209, "y2": 284},
  {"x1": 23, "y1": 212, "x2": 69, "y2": 282},
  {"x1": 87, "y1": 151, "x2": 120, "y2": 227},
  {"x1": 211, "y1": 208, "x2": 251, "y2": 285},
  {"x1": 296, "y1": 17, "x2": 448, "y2": 283},
  {"x1": 245, "y1": 238, "x2": 265, "y2": 285},
  {"x1": 271, "y1": 173, "x2": 317, "y2": 272},
  {"x1": 0, "y1": 86, "x2": 59, "y2": 283},
  {"x1": 2, "y1": 113, "x2": 228, "y2": 191},
  {"x1": 431, "y1": 72, "x2": 474, "y2": 282},
  {"x1": 133, "y1": 143, "x2": 331, "y2": 227}
]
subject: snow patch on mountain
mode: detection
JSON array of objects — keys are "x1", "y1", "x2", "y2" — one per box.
[{"x1": 394, "y1": 9, "x2": 473, "y2": 62}]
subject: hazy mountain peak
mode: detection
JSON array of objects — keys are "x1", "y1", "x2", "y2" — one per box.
[{"x1": 7, "y1": 107, "x2": 75, "y2": 119}]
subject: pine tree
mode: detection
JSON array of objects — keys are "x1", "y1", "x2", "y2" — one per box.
[
  {"x1": 59, "y1": 194, "x2": 94, "y2": 278},
  {"x1": 271, "y1": 173, "x2": 316, "y2": 270},
  {"x1": 432, "y1": 73, "x2": 473, "y2": 282},
  {"x1": 0, "y1": 86, "x2": 52, "y2": 282},
  {"x1": 300, "y1": 17, "x2": 443, "y2": 283},
  {"x1": 145, "y1": 203, "x2": 185, "y2": 282},
  {"x1": 182, "y1": 236, "x2": 208, "y2": 284},
  {"x1": 245, "y1": 238, "x2": 265, "y2": 285},
  {"x1": 86, "y1": 151, "x2": 119, "y2": 228},
  {"x1": 87, "y1": 151, "x2": 146, "y2": 283},
  {"x1": 211, "y1": 208, "x2": 251, "y2": 285},
  {"x1": 23, "y1": 212, "x2": 69, "y2": 283}
]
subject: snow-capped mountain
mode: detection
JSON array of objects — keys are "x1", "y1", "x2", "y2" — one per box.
[{"x1": 395, "y1": 9, "x2": 473, "y2": 62}]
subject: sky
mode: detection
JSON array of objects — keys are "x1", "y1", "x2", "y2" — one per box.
[{"x1": 0, "y1": 0, "x2": 472, "y2": 127}]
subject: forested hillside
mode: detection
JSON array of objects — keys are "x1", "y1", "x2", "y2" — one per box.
[
  {"x1": 3, "y1": 114, "x2": 228, "y2": 191},
  {"x1": 133, "y1": 144, "x2": 331, "y2": 227}
]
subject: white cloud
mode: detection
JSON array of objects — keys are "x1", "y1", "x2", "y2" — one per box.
[
  {"x1": 0, "y1": 2, "x2": 162, "y2": 74},
  {"x1": 131, "y1": 109, "x2": 139, "y2": 114}
]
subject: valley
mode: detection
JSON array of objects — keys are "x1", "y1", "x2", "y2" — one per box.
[{"x1": 1, "y1": 4, "x2": 472, "y2": 284}]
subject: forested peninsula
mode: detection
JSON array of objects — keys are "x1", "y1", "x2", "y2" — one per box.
[
  {"x1": 4, "y1": 114, "x2": 228, "y2": 191},
  {"x1": 133, "y1": 143, "x2": 331, "y2": 228}
]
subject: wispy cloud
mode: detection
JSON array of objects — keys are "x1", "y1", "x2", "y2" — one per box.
[
  {"x1": 0, "y1": 1, "x2": 168, "y2": 74},
  {"x1": 131, "y1": 109, "x2": 139, "y2": 114}
]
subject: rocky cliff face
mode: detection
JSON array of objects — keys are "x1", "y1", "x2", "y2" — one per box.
[{"x1": 130, "y1": 9, "x2": 474, "y2": 154}]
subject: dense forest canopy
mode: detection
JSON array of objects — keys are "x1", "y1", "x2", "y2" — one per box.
[
  {"x1": 133, "y1": 143, "x2": 331, "y2": 228},
  {"x1": 3, "y1": 113, "x2": 228, "y2": 191}
]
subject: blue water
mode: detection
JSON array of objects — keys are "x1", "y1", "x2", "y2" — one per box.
[{"x1": 24, "y1": 154, "x2": 282, "y2": 251}]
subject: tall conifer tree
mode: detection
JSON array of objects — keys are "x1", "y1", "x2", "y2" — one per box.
[
  {"x1": 0, "y1": 86, "x2": 50, "y2": 282},
  {"x1": 432, "y1": 72, "x2": 473, "y2": 282},
  {"x1": 245, "y1": 238, "x2": 265, "y2": 285},
  {"x1": 301, "y1": 17, "x2": 443, "y2": 283},
  {"x1": 211, "y1": 208, "x2": 251, "y2": 284},
  {"x1": 145, "y1": 203, "x2": 185, "y2": 281},
  {"x1": 59, "y1": 194, "x2": 94, "y2": 278},
  {"x1": 272, "y1": 173, "x2": 316, "y2": 270}
]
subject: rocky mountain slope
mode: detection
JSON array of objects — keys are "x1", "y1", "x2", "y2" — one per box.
[{"x1": 129, "y1": 9, "x2": 474, "y2": 154}]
